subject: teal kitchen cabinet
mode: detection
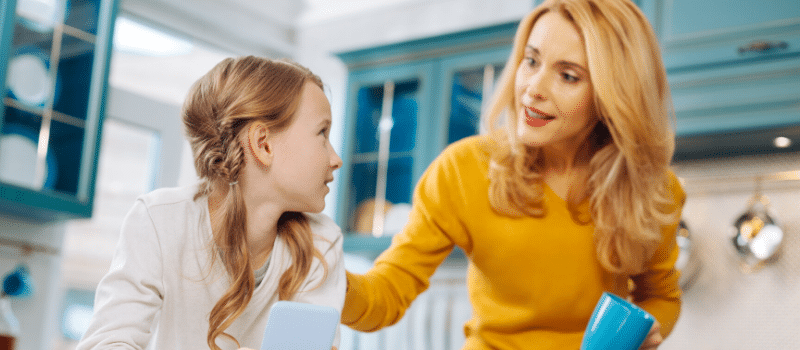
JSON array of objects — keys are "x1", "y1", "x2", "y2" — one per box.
[
  {"x1": 642, "y1": 0, "x2": 800, "y2": 159},
  {"x1": 336, "y1": 22, "x2": 514, "y2": 253},
  {"x1": 0, "y1": 0, "x2": 118, "y2": 219}
]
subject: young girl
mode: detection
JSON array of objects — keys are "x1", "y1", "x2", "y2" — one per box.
[
  {"x1": 343, "y1": 0, "x2": 683, "y2": 349},
  {"x1": 77, "y1": 56, "x2": 345, "y2": 350}
]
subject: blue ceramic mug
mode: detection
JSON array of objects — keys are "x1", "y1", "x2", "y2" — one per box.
[
  {"x1": 580, "y1": 292, "x2": 654, "y2": 350},
  {"x1": 2, "y1": 264, "x2": 34, "y2": 298}
]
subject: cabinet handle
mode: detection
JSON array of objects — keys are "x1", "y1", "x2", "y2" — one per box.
[{"x1": 738, "y1": 40, "x2": 789, "y2": 54}]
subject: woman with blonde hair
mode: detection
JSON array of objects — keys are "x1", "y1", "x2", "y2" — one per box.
[
  {"x1": 78, "y1": 56, "x2": 345, "y2": 350},
  {"x1": 343, "y1": 0, "x2": 684, "y2": 348}
]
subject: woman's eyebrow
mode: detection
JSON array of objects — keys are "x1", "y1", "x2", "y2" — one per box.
[
  {"x1": 555, "y1": 61, "x2": 588, "y2": 74},
  {"x1": 526, "y1": 45, "x2": 588, "y2": 73}
]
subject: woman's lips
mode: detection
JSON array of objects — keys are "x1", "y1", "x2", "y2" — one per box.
[{"x1": 524, "y1": 107, "x2": 554, "y2": 127}]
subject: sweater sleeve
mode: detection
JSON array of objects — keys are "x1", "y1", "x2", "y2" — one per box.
[
  {"x1": 76, "y1": 199, "x2": 165, "y2": 350},
  {"x1": 630, "y1": 172, "x2": 686, "y2": 338},
  {"x1": 294, "y1": 215, "x2": 347, "y2": 348},
  {"x1": 342, "y1": 143, "x2": 470, "y2": 332}
]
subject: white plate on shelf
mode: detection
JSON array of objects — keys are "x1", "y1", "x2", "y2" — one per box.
[
  {"x1": 6, "y1": 52, "x2": 52, "y2": 107},
  {"x1": 0, "y1": 124, "x2": 57, "y2": 191},
  {"x1": 16, "y1": 0, "x2": 66, "y2": 33}
]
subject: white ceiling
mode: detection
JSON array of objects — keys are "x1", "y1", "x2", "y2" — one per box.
[
  {"x1": 118, "y1": 0, "x2": 421, "y2": 57},
  {"x1": 110, "y1": 0, "x2": 422, "y2": 106},
  {"x1": 119, "y1": 0, "x2": 301, "y2": 57}
]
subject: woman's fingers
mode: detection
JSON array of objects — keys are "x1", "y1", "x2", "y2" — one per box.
[{"x1": 639, "y1": 320, "x2": 662, "y2": 349}]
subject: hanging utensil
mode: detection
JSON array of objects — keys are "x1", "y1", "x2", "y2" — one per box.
[
  {"x1": 731, "y1": 177, "x2": 784, "y2": 271},
  {"x1": 675, "y1": 220, "x2": 701, "y2": 289}
]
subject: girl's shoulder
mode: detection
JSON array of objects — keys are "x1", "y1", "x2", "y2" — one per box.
[{"x1": 137, "y1": 183, "x2": 201, "y2": 208}]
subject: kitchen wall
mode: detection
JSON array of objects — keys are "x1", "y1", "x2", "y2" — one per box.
[
  {"x1": 666, "y1": 152, "x2": 800, "y2": 349},
  {"x1": 0, "y1": 216, "x2": 64, "y2": 350}
]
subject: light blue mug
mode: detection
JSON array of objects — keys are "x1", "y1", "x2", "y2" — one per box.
[{"x1": 580, "y1": 292, "x2": 654, "y2": 350}]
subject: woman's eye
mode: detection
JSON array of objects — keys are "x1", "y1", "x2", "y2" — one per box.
[
  {"x1": 320, "y1": 128, "x2": 329, "y2": 138},
  {"x1": 523, "y1": 57, "x2": 537, "y2": 67},
  {"x1": 562, "y1": 72, "x2": 579, "y2": 83}
]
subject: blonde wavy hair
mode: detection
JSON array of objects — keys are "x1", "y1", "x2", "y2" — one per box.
[
  {"x1": 182, "y1": 56, "x2": 328, "y2": 350},
  {"x1": 485, "y1": 0, "x2": 679, "y2": 274}
]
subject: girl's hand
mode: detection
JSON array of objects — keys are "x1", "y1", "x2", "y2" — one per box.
[{"x1": 639, "y1": 319, "x2": 662, "y2": 349}]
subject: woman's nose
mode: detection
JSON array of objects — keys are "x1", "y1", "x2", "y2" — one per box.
[{"x1": 523, "y1": 72, "x2": 548, "y2": 101}]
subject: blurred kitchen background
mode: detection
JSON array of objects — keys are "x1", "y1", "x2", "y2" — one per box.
[{"x1": 0, "y1": 0, "x2": 798, "y2": 349}]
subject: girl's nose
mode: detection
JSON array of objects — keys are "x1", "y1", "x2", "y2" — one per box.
[{"x1": 330, "y1": 151, "x2": 343, "y2": 170}]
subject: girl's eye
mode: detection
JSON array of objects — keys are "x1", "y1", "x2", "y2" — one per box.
[
  {"x1": 523, "y1": 57, "x2": 537, "y2": 67},
  {"x1": 320, "y1": 127, "x2": 329, "y2": 138}
]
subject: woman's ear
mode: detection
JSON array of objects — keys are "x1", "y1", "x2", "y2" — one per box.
[{"x1": 248, "y1": 121, "x2": 273, "y2": 168}]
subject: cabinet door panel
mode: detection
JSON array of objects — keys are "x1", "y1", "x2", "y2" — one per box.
[
  {"x1": 338, "y1": 62, "x2": 434, "y2": 235},
  {"x1": 664, "y1": 0, "x2": 799, "y2": 39},
  {"x1": 336, "y1": 22, "x2": 516, "y2": 251},
  {"x1": 671, "y1": 59, "x2": 800, "y2": 159},
  {"x1": 657, "y1": 0, "x2": 800, "y2": 71},
  {"x1": 434, "y1": 47, "x2": 509, "y2": 158},
  {"x1": 354, "y1": 81, "x2": 419, "y2": 154},
  {"x1": 0, "y1": 0, "x2": 118, "y2": 219}
]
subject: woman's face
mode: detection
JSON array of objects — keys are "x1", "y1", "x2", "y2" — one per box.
[{"x1": 514, "y1": 11, "x2": 597, "y2": 153}]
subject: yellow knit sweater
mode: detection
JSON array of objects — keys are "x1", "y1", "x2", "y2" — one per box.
[{"x1": 343, "y1": 135, "x2": 685, "y2": 349}]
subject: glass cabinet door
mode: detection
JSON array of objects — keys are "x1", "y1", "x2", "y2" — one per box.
[
  {"x1": 335, "y1": 22, "x2": 517, "y2": 253},
  {"x1": 436, "y1": 48, "x2": 509, "y2": 150},
  {"x1": 0, "y1": 0, "x2": 117, "y2": 219},
  {"x1": 338, "y1": 63, "x2": 434, "y2": 237},
  {"x1": 446, "y1": 62, "x2": 504, "y2": 144}
]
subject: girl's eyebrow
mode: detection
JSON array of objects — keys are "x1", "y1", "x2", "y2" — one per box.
[
  {"x1": 317, "y1": 119, "x2": 331, "y2": 128},
  {"x1": 525, "y1": 45, "x2": 588, "y2": 74}
]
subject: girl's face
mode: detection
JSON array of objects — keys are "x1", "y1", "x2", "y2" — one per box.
[
  {"x1": 514, "y1": 11, "x2": 597, "y2": 153},
  {"x1": 269, "y1": 82, "x2": 342, "y2": 213}
]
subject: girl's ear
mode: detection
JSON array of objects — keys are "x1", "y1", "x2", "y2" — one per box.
[{"x1": 248, "y1": 121, "x2": 273, "y2": 167}]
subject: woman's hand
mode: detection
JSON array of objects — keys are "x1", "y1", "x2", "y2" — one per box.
[{"x1": 639, "y1": 319, "x2": 662, "y2": 349}]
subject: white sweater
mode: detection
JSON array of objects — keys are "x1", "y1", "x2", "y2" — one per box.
[{"x1": 77, "y1": 185, "x2": 346, "y2": 350}]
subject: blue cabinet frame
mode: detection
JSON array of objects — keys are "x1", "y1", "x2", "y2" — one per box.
[
  {"x1": 336, "y1": 22, "x2": 516, "y2": 254},
  {"x1": 0, "y1": 0, "x2": 118, "y2": 220}
]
